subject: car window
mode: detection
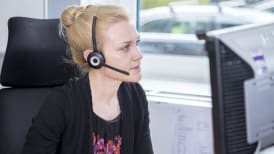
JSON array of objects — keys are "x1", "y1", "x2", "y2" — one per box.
[
  {"x1": 141, "y1": 19, "x2": 172, "y2": 33},
  {"x1": 214, "y1": 14, "x2": 250, "y2": 30},
  {"x1": 167, "y1": 13, "x2": 252, "y2": 34},
  {"x1": 139, "y1": 33, "x2": 205, "y2": 56},
  {"x1": 170, "y1": 21, "x2": 211, "y2": 34},
  {"x1": 170, "y1": 16, "x2": 214, "y2": 34}
]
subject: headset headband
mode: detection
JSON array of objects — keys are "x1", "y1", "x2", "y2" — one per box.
[
  {"x1": 92, "y1": 6, "x2": 100, "y2": 51},
  {"x1": 92, "y1": 16, "x2": 98, "y2": 51}
]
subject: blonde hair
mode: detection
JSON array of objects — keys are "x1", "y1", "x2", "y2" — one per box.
[{"x1": 60, "y1": 5, "x2": 129, "y2": 72}]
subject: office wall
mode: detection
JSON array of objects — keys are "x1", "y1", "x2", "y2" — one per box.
[
  {"x1": 0, "y1": 0, "x2": 80, "y2": 53},
  {"x1": 0, "y1": 0, "x2": 45, "y2": 53},
  {"x1": 48, "y1": 0, "x2": 80, "y2": 18}
]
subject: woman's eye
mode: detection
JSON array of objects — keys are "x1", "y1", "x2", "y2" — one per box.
[{"x1": 121, "y1": 45, "x2": 130, "y2": 52}]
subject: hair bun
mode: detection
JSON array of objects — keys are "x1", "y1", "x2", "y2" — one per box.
[{"x1": 61, "y1": 5, "x2": 84, "y2": 28}]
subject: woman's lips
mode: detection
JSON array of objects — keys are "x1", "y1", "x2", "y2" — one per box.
[{"x1": 130, "y1": 65, "x2": 140, "y2": 71}]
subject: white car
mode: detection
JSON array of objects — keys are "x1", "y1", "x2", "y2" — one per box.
[
  {"x1": 220, "y1": 0, "x2": 274, "y2": 14},
  {"x1": 140, "y1": 4, "x2": 274, "y2": 34},
  {"x1": 139, "y1": 4, "x2": 274, "y2": 55}
]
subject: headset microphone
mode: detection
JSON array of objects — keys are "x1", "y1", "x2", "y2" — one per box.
[
  {"x1": 103, "y1": 64, "x2": 130, "y2": 75},
  {"x1": 87, "y1": 16, "x2": 130, "y2": 76}
]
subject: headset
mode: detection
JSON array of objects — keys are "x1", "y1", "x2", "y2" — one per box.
[{"x1": 87, "y1": 16, "x2": 130, "y2": 75}]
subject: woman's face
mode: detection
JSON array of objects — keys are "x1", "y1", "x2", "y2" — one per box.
[{"x1": 101, "y1": 20, "x2": 142, "y2": 82}]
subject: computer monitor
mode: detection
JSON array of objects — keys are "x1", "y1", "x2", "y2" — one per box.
[{"x1": 205, "y1": 22, "x2": 274, "y2": 154}]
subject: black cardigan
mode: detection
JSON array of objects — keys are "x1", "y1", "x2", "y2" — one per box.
[{"x1": 22, "y1": 75, "x2": 154, "y2": 154}]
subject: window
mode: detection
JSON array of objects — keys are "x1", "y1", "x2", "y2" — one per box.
[{"x1": 142, "y1": 19, "x2": 172, "y2": 33}]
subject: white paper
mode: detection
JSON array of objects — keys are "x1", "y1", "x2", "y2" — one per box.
[{"x1": 172, "y1": 105, "x2": 213, "y2": 154}]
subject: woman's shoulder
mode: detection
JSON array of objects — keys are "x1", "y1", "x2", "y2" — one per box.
[
  {"x1": 122, "y1": 82, "x2": 145, "y2": 94},
  {"x1": 121, "y1": 82, "x2": 148, "y2": 107},
  {"x1": 45, "y1": 75, "x2": 88, "y2": 104},
  {"x1": 47, "y1": 78, "x2": 79, "y2": 99},
  {"x1": 40, "y1": 75, "x2": 89, "y2": 120},
  {"x1": 56, "y1": 74, "x2": 88, "y2": 94}
]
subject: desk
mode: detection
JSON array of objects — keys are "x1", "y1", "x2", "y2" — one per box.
[{"x1": 260, "y1": 146, "x2": 274, "y2": 154}]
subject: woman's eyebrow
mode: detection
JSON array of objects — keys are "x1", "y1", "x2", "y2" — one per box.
[{"x1": 119, "y1": 35, "x2": 140, "y2": 44}]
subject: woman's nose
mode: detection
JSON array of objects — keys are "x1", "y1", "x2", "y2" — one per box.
[{"x1": 133, "y1": 46, "x2": 143, "y2": 60}]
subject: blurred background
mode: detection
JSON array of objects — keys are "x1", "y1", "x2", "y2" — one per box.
[{"x1": 1, "y1": 0, "x2": 274, "y2": 153}]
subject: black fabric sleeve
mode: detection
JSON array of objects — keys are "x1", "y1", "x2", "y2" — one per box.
[
  {"x1": 134, "y1": 83, "x2": 154, "y2": 154},
  {"x1": 22, "y1": 90, "x2": 66, "y2": 154}
]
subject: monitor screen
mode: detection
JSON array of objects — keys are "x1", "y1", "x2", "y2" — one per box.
[{"x1": 205, "y1": 22, "x2": 274, "y2": 154}]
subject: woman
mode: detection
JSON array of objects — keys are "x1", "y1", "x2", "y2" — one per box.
[{"x1": 22, "y1": 4, "x2": 154, "y2": 154}]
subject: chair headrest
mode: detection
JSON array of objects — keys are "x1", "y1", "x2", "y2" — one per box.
[{"x1": 0, "y1": 17, "x2": 77, "y2": 88}]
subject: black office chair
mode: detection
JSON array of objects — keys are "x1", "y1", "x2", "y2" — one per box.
[{"x1": 0, "y1": 17, "x2": 77, "y2": 154}]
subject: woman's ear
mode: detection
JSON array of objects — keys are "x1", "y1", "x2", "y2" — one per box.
[{"x1": 83, "y1": 49, "x2": 93, "y2": 61}]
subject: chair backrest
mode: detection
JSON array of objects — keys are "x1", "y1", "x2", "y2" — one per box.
[{"x1": 0, "y1": 17, "x2": 77, "y2": 154}]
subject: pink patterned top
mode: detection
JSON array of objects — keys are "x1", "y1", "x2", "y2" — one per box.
[{"x1": 92, "y1": 113, "x2": 122, "y2": 154}]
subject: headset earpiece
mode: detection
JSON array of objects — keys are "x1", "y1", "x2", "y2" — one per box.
[
  {"x1": 87, "y1": 51, "x2": 105, "y2": 69},
  {"x1": 87, "y1": 15, "x2": 105, "y2": 69}
]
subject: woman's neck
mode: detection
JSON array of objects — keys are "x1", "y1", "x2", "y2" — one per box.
[
  {"x1": 88, "y1": 71, "x2": 122, "y2": 121},
  {"x1": 88, "y1": 71, "x2": 121, "y2": 105}
]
